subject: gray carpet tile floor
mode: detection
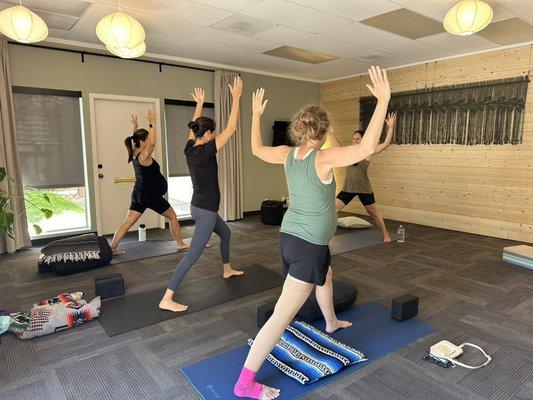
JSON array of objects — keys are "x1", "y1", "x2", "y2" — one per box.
[{"x1": 0, "y1": 214, "x2": 532, "y2": 400}]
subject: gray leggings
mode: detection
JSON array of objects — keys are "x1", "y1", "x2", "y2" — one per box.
[{"x1": 168, "y1": 205, "x2": 231, "y2": 291}]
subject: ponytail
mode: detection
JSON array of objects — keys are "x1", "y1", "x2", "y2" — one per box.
[{"x1": 125, "y1": 136, "x2": 134, "y2": 163}]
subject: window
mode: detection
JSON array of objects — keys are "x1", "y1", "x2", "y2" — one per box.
[
  {"x1": 164, "y1": 99, "x2": 214, "y2": 217},
  {"x1": 13, "y1": 87, "x2": 89, "y2": 236},
  {"x1": 359, "y1": 76, "x2": 529, "y2": 145}
]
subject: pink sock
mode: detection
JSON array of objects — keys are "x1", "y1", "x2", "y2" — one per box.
[{"x1": 234, "y1": 367, "x2": 264, "y2": 399}]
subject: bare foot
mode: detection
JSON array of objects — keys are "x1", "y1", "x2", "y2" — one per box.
[
  {"x1": 177, "y1": 242, "x2": 190, "y2": 251},
  {"x1": 223, "y1": 267, "x2": 244, "y2": 279},
  {"x1": 383, "y1": 234, "x2": 392, "y2": 243},
  {"x1": 260, "y1": 385, "x2": 280, "y2": 400},
  {"x1": 326, "y1": 319, "x2": 352, "y2": 333},
  {"x1": 112, "y1": 248, "x2": 125, "y2": 256},
  {"x1": 159, "y1": 299, "x2": 188, "y2": 312}
]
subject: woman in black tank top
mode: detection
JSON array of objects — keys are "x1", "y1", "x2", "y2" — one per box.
[{"x1": 110, "y1": 110, "x2": 189, "y2": 255}]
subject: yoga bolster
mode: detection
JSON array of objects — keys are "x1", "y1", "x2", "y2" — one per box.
[{"x1": 257, "y1": 280, "x2": 358, "y2": 328}]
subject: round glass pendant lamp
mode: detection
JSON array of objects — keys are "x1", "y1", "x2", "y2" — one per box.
[
  {"x1": 106, "y1": 41, "x2": 146, "y2": 59},
  {"x1": 0, "y1": 4, "x2": 48, "y2": 43},
  {"x1": 96, "y1": 11, "x2": 145, "y2": 49},
  {"x1": 443, "y1": 0, "x2": 493, "y2": 36}
]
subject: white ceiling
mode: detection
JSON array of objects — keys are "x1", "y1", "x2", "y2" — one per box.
[{"x1": 2, "y1": 0, "x2": 533, "y2": 82}]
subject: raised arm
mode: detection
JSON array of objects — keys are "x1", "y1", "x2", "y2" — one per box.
[
  {"x1": 215, "y1": 76, "x2": 243, "y2": 151},
  {"x1": 317, "y1": 66, "x2": 390, "y2": 169},
  {"x1": 140, "y1": 109, "x2": 156, "y2": 161},
  {"x1": 131, "y1": 114, "x2": 138, "y2": 132},
  {"x1": 188, "y1": 87, "x2": 205, "y2": 141},
  {"x1": 250, "y1": 88, "x2": 291, "y2": 164},
  {"x1": 374, "y1": 112, "x2": 396, "y2": 155}
]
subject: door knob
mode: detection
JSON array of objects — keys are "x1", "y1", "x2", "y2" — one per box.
[
  {"x1": 98, "y1": 173, "x2": 104, "y2": 179},
  {"x1": 98, "y1": 164, "x2": 103, "y2": 169}
]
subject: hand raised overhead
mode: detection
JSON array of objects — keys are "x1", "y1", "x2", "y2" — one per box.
[
  {"x1": 229, "y1": 75, "x2": 243, "y2": 99},
  {"x1": 191, "y1": 87, "x2": 205, "y2": 104},
  {"x1": 366, "y1": 66, "x2": 390, "y2": 102},
  {"x1": 252, "y1": 87, "x2": 268, "y2": 116}
]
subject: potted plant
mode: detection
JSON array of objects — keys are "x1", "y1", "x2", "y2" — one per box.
[{"x1": 0, "y1": 166, "x2": 52, "y2": 238}]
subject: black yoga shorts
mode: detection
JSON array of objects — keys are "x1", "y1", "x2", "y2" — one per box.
[
  {"x1": 279, "y1": 232, "x2": 331, "y2": 286},
  {"x1": 336, "y1": 191, "x2": 375, "y2": 207}
]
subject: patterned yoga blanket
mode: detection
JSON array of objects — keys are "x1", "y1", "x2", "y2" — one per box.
[{"x1": 248, "y1": 321, "x2": 366, "y2": 385}]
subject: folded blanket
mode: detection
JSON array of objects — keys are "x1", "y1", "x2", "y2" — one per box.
[
  {"x1": 248, "y1": 321, "x2": 366, "y2": 385},
  {"x1": 39, "y1": 234, "x2": 101, "y2": 264}
]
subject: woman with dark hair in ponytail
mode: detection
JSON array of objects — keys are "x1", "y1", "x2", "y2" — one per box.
[
  {"x1": 110, "y1": 110, "x2": 189, "y2": 255},
  {"x1": 159, "y1": 78, "x2": 243, "y2": 312}
]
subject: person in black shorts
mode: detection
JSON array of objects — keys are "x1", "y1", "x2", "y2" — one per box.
[
  {"x1": 332, "y1": 113, "x2": 396, "y2": 242},
  {"x1": 110, "y1": 110, "x2": 189, "y2": 255}
]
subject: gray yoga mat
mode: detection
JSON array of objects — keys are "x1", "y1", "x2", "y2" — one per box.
[
  {"x1": 98, "y1": 263, "x2": 284, "y2": 336},
  {"x1": 330, "y1": 229, "x2": 396, "y2": 255},
  {"x1": 110, "y1": 237, "x2": 209, "y2": 265}
]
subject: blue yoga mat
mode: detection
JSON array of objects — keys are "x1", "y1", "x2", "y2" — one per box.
[{"x1": 182, "y1": 301, "x2": 436, "y2": 399}]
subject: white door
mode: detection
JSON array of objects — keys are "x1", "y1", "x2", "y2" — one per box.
[{"x1": 90, "y1": 94, "x2": 165, "y2": 235}]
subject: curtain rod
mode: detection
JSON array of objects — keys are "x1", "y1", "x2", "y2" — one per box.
[{"x1": 8, "y1": 42, "x2": 215, "y2": 73}]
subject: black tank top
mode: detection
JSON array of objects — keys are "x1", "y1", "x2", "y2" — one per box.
[{"x1": 132, "y1": 156, "x2": 167, "y2": 195}]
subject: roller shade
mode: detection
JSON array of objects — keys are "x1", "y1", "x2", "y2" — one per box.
[
  {"x1": 165, "y1": 100, "x2": 215, "y2": 177},
  {"x1": 13, "y1": 89, "x2": 84, "y2": 188}
]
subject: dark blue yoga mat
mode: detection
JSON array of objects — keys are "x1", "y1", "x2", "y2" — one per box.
[{"x1": 181, "y1": 301, "x2": 436, "y2": 399}]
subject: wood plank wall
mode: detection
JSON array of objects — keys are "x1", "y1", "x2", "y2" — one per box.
[{"x1": 320, "y1": 45, "x2": 533, "y2": 243}]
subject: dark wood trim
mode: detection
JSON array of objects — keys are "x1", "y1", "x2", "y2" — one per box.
[
  {"x1": 164, "y1": 99, "x2": 215, "y2": 108},
  {"x1": 9, "y1": 42, "x2": 214, "y2": 73},
  {"x1": 12, "y1": 86, "x2": 82, "y2": 97}
]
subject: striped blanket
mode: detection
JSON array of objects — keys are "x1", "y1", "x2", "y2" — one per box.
[{"x1": 248, "y1": 321, "x2": 366, "y2": 385}]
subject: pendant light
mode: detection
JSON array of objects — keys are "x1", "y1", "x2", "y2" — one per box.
[
  {"x1": 0, "y1": 2, "x2": 48, "y2": 43},
  {"x1": 96, "y1": 11, "x2": 145, "y2": 50},
  {"x1": 443, "y1": 0, "x2": 493, "y2": 36},
  {"x1": 106, "y1": 41, "x2": 146, "y2": 59}
]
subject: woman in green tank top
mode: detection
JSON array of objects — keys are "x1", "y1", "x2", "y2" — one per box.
[
  {"x1": 233, "y1": 67, "x2": 391, "y2": 400},
  {"x1": 332, "y1": 113, "x2": 396, "y2": 242}
]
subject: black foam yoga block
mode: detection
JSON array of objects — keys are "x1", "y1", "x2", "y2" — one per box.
[
  {"x1": 391, "y1": 294, "x2": 419, "y2": 321},
  {"x1": 257, "y1": 280, "x2": 358, "y2": 328},
  {"x1": 95, "y1": 273, "x2": 124, "y2": 299}
]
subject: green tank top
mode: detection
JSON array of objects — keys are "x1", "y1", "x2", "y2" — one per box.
[{"x1": 280, "y1": 148, "x2": 337, "y2": 245}]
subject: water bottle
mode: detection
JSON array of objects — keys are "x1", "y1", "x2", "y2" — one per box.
[
  {"x1": 138, "y1": 224, "x2": 146, "y2": 242},
  {"x1": 397, "y1": 225, "x2": 405, "y2": 243}
]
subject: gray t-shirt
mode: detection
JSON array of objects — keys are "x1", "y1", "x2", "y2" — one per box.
[{"x1": 343, "y1": 159, "x2": 373, "y2": 194}]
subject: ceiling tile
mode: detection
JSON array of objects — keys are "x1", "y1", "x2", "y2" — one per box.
[
  {"x1": 2, "y1": 0, "x2": 92, "y2": 17},
  {"x1": 126, "y1": 9, "x2": 203, "y2": 39},
  {"x1": 34, "y1": 11, "x2": 79, "y2": 30},
  {"x1": 418, "y1": 32, "x2": 499, "y2": 52},
  {"x1": 239, "y1": 0, "x2": 352, "y2": 34},
  {"x1": 98, "y1": 0, "x2": 231, "y2": 25},
  {"x1": 520, "y1": 14, "x2": 533, "y2": 25},
  {"x1": 384, "y1": 40, "x2": 450, "y2": 60},
  {"x1": 477, "y1": 17, "x2": 533, "y2": 45},
  {"x1": 322, "y1": 21, "x2": 411, "y2": 48},
  {"x1": 187, "y1": 28, "x2": 275, "y2": 54},
  {"x1": 288, "y1": 0, "x2": 402, "y2": 22},
  {"x1": 210, "y1": 14, "x2": 275, "y2": 37},
  {"x1": 291, "y1": 35, "x2": 375, "y2": 59},
  {"x1": 47, "y1": 27, "x2": 100, "y2": 44},
  {"x1": 190, "y1": 0, "x2": 262, "y2": 12},
  {"x1": 297, "y1": 58, "x2": 370, "y2": 80},
  {"x1": 492, "y1": 0, "x2": 533, "y2": 16},
  {"x1": 253, "y1": 26, "x2": 314, "y2": 45},
  {"x1": 235, "y1": 53, "x2": 311, "y2": 74},
  {"x1": 263, "y1": 46, "x2": 337, "y2": 64},
  {"x1": 361, "y1": 8, "x2": 444, "y2": 39},
  {"x1": 406, "y1": 0, "x2": 516, "y2": 23}
]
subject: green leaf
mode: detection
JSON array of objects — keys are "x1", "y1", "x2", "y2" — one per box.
[
  {"x1": 5, "y1": 211, "x2": 14, "y2": 225},
  {"x1": 42, "y1": 193, "x2": 50, "y2": 203},
  {"x1": 40, "y1": 208, "x2": 53, "y2": 219},
  {"x1": 33, "y1": 224, "x2": 42, "y2": 235},
  {"x1": 0, "y1": 195, "x2": 7, "y2": 208},
  {"x1": 0, "y1": 167, "x2": 5, "y2": 182}
]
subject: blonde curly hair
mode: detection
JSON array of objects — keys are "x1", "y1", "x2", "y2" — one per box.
[{"x1": 289, "y1": 105, "x2": 331, "y2": 146}]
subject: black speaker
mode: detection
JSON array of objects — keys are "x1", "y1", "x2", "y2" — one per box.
[
  {"x1": 272, "y1": 120, "x2": 290, "y2": 146},
  {"x1": 391, "y1": 294, "x2": 419, "y2": 321},
  {"x1": 95, "y1": 273, "x2": 124, "y2": 299}
]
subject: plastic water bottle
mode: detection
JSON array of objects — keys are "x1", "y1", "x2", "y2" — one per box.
[
  {"x1": 397, "y1": 225, "x2": 405, "y2": 243},
  {"x1": 138, "y1": 224, "x2": 146, "y2": 242}
]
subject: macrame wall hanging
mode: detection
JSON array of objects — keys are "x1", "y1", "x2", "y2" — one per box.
[{"x1": 359, "y1": 76, "x2": 529, "y2": 145}]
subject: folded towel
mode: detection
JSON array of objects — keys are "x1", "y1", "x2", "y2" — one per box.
[
  {"x1": 39, "y1": 234, "x2": 101, "y2": 264},
  {"x1": 248, "y1": 321, "x2": 366, "y2": 385}
]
